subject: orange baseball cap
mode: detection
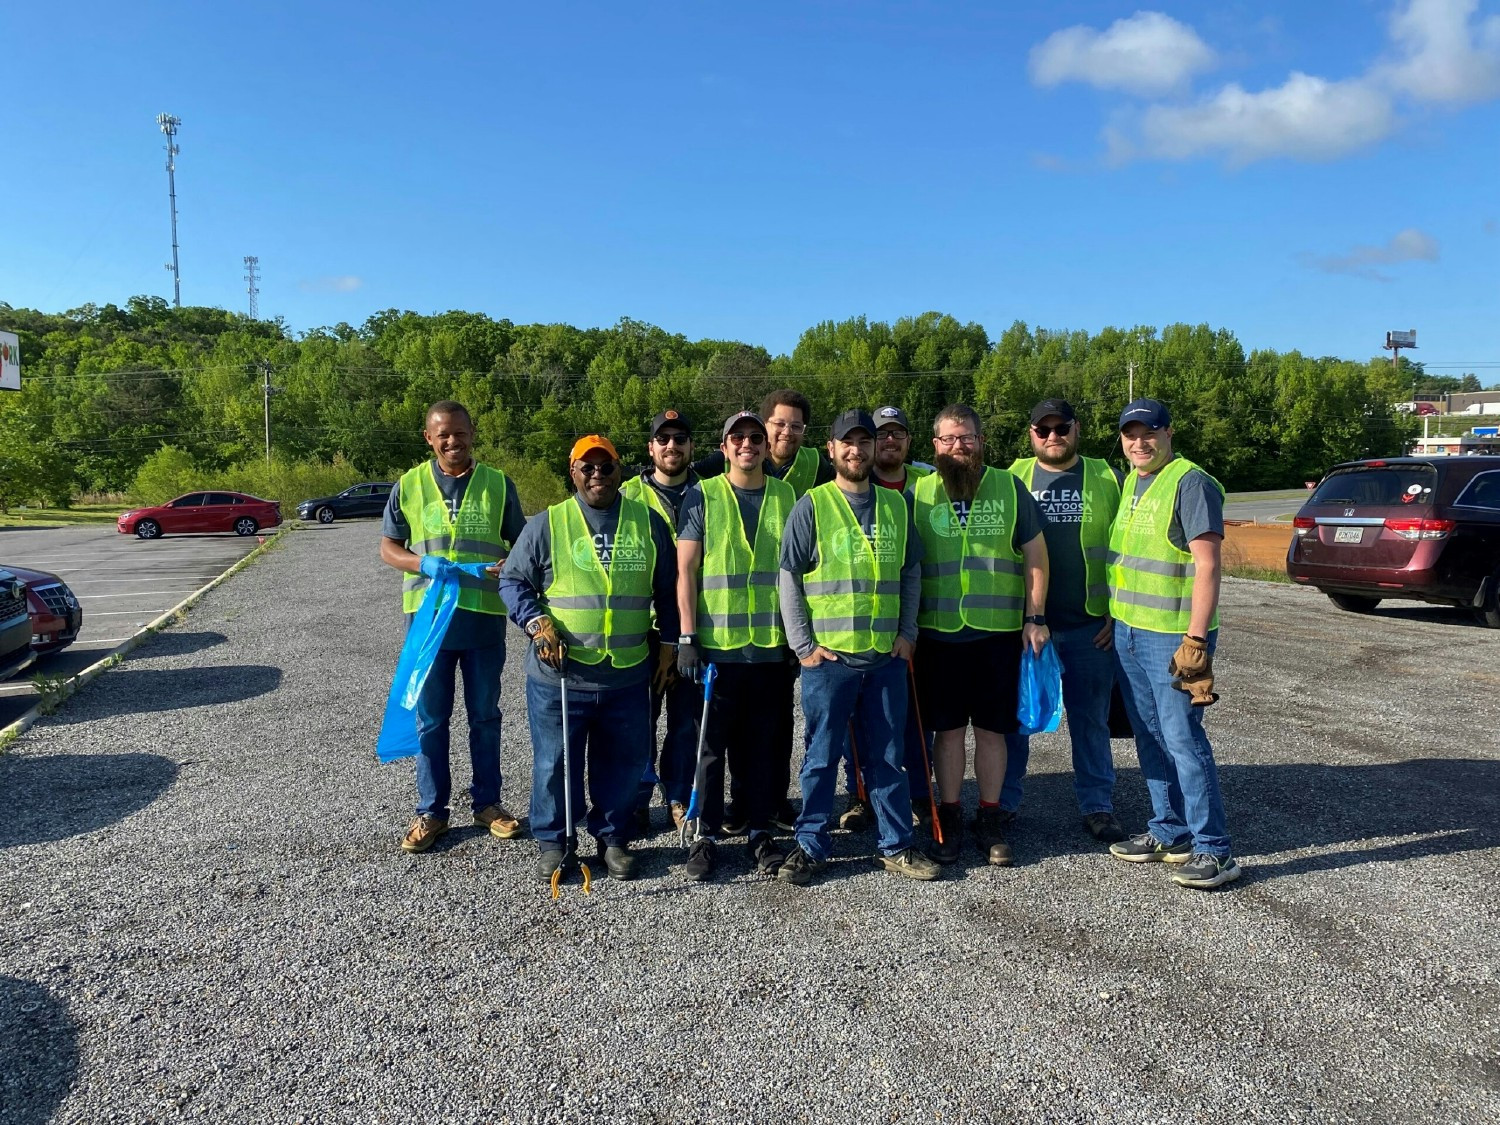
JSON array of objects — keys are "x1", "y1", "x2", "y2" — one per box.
[{"x1": 569, "y1": 434, "x2": 619, "y2": 462}]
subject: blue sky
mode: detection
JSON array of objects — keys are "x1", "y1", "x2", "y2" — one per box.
[{"x1": 3, "y1": 1, "x2": 1497, "y2": 372}]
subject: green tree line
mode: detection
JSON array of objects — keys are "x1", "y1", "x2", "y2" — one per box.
[{"x1": 0, "y1": 295, "x2": 1448, "y2": 510}]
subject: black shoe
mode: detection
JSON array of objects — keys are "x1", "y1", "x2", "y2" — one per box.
[
  {"x1": 684, "y1": 837, "x2": 717, "y2": 881},
  {"x1": 932, "y1": 805, "x2": 963, "y2": 864},
  {"x1": 1109, "y1": 832, "x2": 1192, "y2": 863},
  {"x1": 771, "y1": 800, "x2": 798, "y2": 833},
  {"x1": 1082, "y1": 811, "x2": 1127, "y2": 844},
  {"x1": 538, "y1": 849, "x2": 565, "y2": 879},
  {"x1": 722, "y1": 806, "x2": 748, "y2": 836},
  {"x1": 751, "y1": 833, "x2": 786, "y2": 874},
  {"x1": 839, "y1": 797, "x2": 872, "y2": 831},
  {"x1": 974, "y1": 807, "x2": 1013, "y2": 867},
  {"x1": 603, "y1": 845, "x2": 637, "y2": 880},
  {"x1": 911, "y1": 797, "x2": 931, "y2": 828},
  {"x1": 776, "y1": 845, "x2": 826, "y2": 886},
  {"x1": 1171, "y1": 852, "x2": 1242, "y2": 889}
]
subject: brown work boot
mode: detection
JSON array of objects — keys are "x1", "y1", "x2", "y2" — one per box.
[
  {"x1": 401, "y1": 814, "x2": 449, "y2": 853},
  {"x1": 670, "y1": 801, "x2": 688, "y2": 831},
  {"x1": 475, "y1": 803, "x2": 522, "y2": 839},
  {"x1": 974, "y1": 807, "x2": 1013, "y2": 867}
]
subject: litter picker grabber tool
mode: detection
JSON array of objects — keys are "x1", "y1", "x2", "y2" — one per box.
[
  {"x1": 846, "y1": 720, "x2": 868, "y2": 803},
  {"x1": 907, "y1": 657, "x2": 943, "y2": 847},
  {"x1": 551, "y1": 666, "x2": 592, "y2": 898},
  {"x1": 679, "y1": 663, "x2": 718, "y2": 848}
]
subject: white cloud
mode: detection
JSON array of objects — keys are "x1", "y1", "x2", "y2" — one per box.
[
  {"x1": 1028, "y1": 11, "x2": 1216, "y2": 96},
  {"x1": 299, "y1": 276, "x2": 363, "y2": 293},
  {"x1": 1379, "y1": 0, "x2": 1500, "y2": 103},
  {"x1": 1301, "y1": 228, "x2": 1441, "y2": 281},
  {"x1": 1131, "y1": 73, "x2": 1394, "y2": 164}
]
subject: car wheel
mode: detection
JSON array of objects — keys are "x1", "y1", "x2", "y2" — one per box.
[
  {"x1": 317, "y1": 506, "x2": 335, "y2": 524},
  {"x1": 1327, "y1": 592, "x2": 1381, "y2": 614},
  {"x1": 1475, "y1": 570, "x2": 1500, "y2": 628},
  {"x1": 135, "y1": 519, "x2": 162, "y2": 540},
  {"x1": 234, "y1": 517, "x2": 259, "y2": 537}
]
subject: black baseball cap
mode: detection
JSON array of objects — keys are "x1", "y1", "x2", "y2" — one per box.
[
  {"x1": 649, "y1": 409, "x2": 692, "y2": 438},
  {"x1": 721, "y1": 410, "x2": 767, "y2": 440},
  {"x1": 873, "y1": 405, "x2": 910, "y2": 432},
  {"x1": 830, "y1": 408, "x2": 877, "y2": 441},
  {"x1": 1118, "y1": 398, "x2": 1171, "y2": 430},
  {"x1": 1029, "y1": 398, "x2": 1077, "y2": 425}
]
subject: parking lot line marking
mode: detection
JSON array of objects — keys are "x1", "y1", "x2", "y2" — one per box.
[
  {"x1": 78, "y1": 590, "x2": 204, "y2": 599},
  {"x1": 70, "y1": 576, "x2": 224, "y2": 584},
  {"x1": 84, "y1": 609, "x2": 164, "y2": 616}
]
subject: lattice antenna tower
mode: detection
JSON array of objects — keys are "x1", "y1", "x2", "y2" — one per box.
[
  {"x1": 244, "y1": 256, "x2": 261, "y2": 320},
  {"x1": 156, "y1": 114, "x2": 183, "y2": 308}
]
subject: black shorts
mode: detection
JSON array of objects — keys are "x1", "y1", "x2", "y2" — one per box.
[{"x1": 914, "y1": 632, "x2": 1023, "y2": 734}]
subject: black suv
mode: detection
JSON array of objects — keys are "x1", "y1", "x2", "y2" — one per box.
[
  {"x1": 1287, "y1": 456, "x2": 1500, "y2": 625},
  {"x1": 0, "y1": 568, "x2": 37, "y2": 681}
]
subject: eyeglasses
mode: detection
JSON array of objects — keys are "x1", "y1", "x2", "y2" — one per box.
[
  {"x1": 767, "y1": 419, "x2": 806, "y2": 435},
  {"x1": 726, "y1": 431, "x2": 765, "y2": 446},
  {"x1": 651, "y1": 432, "x2": 691, "y2": 446},
  {"x1": 934, "y1": 433, "x2": 979, "y2": 449},
  {"x1": 1032, "y1": 422, "x2": 1073, "y2": 439},
  {"x1": 876, "y1": 430, "x2": 908, "y2": 442},
  {"x1": 572, "y1": 461, "x2": 618, "y2": 478}
]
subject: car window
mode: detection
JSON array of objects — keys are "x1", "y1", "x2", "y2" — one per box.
[
  {"x1": 371, "y1": 484, "x2": 392, "y2": 496},
  {"x1": 205, "y1": 493, "x2": 241, "y2": 506},
  {"x1": 171, "y1": 494, "x2": 207, "y2": 507},
  {"x1": 1453, "y1": 471, "x2": 1500, "y2": 510},
  {"x1": 1310, "y1": 465, "x2": 1437, "y2": 508}
]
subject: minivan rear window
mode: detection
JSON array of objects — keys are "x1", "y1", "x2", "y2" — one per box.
[{"x1": 1310, "y1": 464, "x2": 1438, "y2": 508}]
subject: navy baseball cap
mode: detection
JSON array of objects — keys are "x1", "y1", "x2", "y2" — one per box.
[
  {"x1": 721, "y1": 410, "x2": 767, "y2": 440},
  {"x1": 1029, "y1": 398, "x2": 1076, "y2": 425},
  {"x1": 873, "y1": 405, "x2": 910, "y2": 432},
  {"x1": 1118, "y1": 399, "x2": 1171, "y2": 430},
  {"x1": 830, "y1": 408, "x2": 878, "y2": 440}
]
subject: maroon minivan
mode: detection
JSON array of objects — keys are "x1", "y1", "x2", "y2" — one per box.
[{"x1": 1287, "y1": 456, "x2": 1500, "y2": 625}]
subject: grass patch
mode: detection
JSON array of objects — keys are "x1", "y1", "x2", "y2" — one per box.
[
  {"x1": 1225, "y1": 564, "x2": 1292, "y2": 583},
  {"x1": 0, "y1": 502, "x2": 123, "y2": 528}
]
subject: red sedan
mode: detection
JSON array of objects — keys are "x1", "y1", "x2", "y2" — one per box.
[
  {"x1": 2, "y1": 564, "x2": 83, "y2": 654},
  {"x1": 117, "y1": 491, "x2": 282, "y2": 540}
]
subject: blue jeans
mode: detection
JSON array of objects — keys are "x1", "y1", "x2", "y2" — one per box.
[
  {"x1": 414, "y1": 644, "x2": 504, "y2": 818},
  {"x1": 526, "y1": 676, "x2": 651, "y2": 850},
  {"x1": 1002, "y1": 621, "x2": 1117, "y2": 815},
  {"x1": 796, "y1": 657, "x2": 914, "y2": 861},
  {"x1": 1113, "y1": 622, "x2": 1230, "y2": 856},
  {"x1": 842, "y1": 677, "x2": 933, "y2": 807}
]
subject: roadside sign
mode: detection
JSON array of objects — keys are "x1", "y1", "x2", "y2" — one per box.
[{"x1": 0, "y1": 330, "x2": 18, "y2": 391}]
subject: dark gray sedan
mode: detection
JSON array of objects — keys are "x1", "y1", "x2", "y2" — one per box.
[{"x1": 297, "y1": 482, "x2": 394, "y2": 524}]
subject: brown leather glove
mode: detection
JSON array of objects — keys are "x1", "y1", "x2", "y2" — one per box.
[
  {"x1": 528, "y1": 616, "x2": 568, "y2": 671},
  {"x1": 652, "y1": 642, "x2": 678, "y2": 693},
  {"x1": 1169, "y1": 635, "x2": 1218, "y2": 706}
]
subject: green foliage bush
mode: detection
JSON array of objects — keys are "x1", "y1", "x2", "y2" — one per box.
[
  {"x1": 131, "y1": 448, "x2": 365, "y2": 507},
  {"x1": 481, "y1": 447, "x2": 567, "y2": 515}
]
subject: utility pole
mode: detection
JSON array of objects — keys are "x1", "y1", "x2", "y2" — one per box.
[
  {"x1": 1127, "y1": 360, "x2": 1136, "y2": 401},
  {"x1": 260, "y1": 360, "x2": 280, "y2": 464},
  {"x1": 156, "y1": 114, "x2": 183, "y2": 308},
  {"x1": 244, "y1": 256, "x2": 260, "y2": 320}
]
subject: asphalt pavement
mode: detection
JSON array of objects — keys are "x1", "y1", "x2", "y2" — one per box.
[{"x1": 1, "y1": 522, "x2": 1497, "y2": 1123}]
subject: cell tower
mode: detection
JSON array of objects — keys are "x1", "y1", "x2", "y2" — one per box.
[
  {"x1": 244, "y1": 256, "x2": 261, "y2": 319},
  {"x1": 156, "y1": 113, "x2": 183, "y2": 308}
]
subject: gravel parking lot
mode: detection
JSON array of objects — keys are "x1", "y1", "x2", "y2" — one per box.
[{"x1": 2, "y1": 521, "x2": 1497, "y2": 1124}]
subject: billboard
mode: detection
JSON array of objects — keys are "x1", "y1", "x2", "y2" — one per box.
[
  {"x1": 1386, "y1": 329, "x2": 1417, "y2": 349},
  {"x1": 0, "y1": 330, "x2": 18, "y2": 391}
]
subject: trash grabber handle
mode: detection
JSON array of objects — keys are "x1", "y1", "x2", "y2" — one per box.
[
  {"x1": 681, "y1": 662, "x2": 717, "y2": 847},
  {"x1": 907, "y1": 655, "x2": 942, "y2": 846},
  {"x1": 846, "y1": 720, "x2": 867, "y2": 803},
  {"x1": 552, "y1": 656, "x2": 591, "y2": 896}
]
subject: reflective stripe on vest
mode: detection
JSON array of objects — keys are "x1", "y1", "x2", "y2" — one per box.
[
  {"x1": 1008, "y1": 455, "x2": 1122, "y2": 617},
  {"x1": 398, "y1": 461, "x2": 510, "y2": 615},
  {"x1": 697, "y1": 474, "x2": 793, "y2": 651},
  {"x1": 805, "y1": 482, "x2": 907, "y2": 653},
  {"x1": 620, "y1": 475, "x2": 678, "y2": 540},
  {"x1": 1106, "y1": 457, "x2": 1223, "y2": 634},
  {"x1": 779, "y1": 445, "x2": 821, "y2": 499},
  {"x1": 543, "y1": 496, "x2": 655, "y2": 667},
  {"x1": 914, "y1": 466, "x2": 1025, "y2": 633}
]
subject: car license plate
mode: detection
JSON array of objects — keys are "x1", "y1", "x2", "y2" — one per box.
[{"x1": 1333, "y1": 526, "x2": 1363, "y2": 544}]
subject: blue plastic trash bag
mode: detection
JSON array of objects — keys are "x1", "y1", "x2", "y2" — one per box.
[
  {"x1": 1016, "y1": 642, "x2": 1064, "y2": 736},
  {"x1": 375, "y1": 561, "x2": 493, "y2": 763}
]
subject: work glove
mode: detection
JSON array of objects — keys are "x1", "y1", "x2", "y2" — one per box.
[
  {"x1": 653, "y1": 642, "x2": 679, "y2": 693},
  {"x1": 676, "y1": 638, "x2": 703, "y2": 684},
  {"x1": 418, "y1": 554, "x2": 461, "y2": 582},
  {"x1": 530, "y1": 616, "x2": 568, "y2": 671},
  {"x1": 1169, "y1": 635, "x2": 1218, "y2": 706}
]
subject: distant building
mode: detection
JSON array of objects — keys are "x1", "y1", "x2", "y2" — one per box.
[{"x1": 1409, "y1": 434, "x2": 1500, "y2": 456}]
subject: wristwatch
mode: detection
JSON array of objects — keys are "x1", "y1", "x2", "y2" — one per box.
[
  {"x1": 1023, "y1": 615, "x2": 1047, "y2": 626},
  {"x1": 678, "y1": 633, "x2": 698, "y2": 646},
  {"x1": 524, "y1": 616, "x2": 548, "y2": 638}
]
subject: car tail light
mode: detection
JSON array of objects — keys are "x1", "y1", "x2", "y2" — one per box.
[
  {"x1": 1292, "y1": 516, "x2": 1315, "y2": 536},
  {"x1": 1383, "y1": 517, "x2": 1456, "y2": 540}
]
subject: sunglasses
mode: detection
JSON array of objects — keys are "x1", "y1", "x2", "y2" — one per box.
[
  {"x1": 652, "y1": 432, "x2": 691, "y2": 446},
  {"x1": 1032, "y1": 422, "x2": 1074, "y2": 439},
  {"x1": 726, "y1": 431, "x2": 766, "y2": 446},
  {"x1": 573, "y1": 461, "x2": 618, "y2": 478}
]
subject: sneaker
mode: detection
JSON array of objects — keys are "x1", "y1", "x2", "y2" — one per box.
[
  {"x1": 1109, "y1": 832, "x2": 1193, "y2": 863},
  {"x1": 474, "y1": 803, "x2": 522, "y2": 839},
  {"x1": 839, "y1": 797, "x2": 872, "y2": 831},
  {"x1": 776, "y1": 845, "x2": 826, "y2": 886},
  {"x1": 1082, "y1": 811, "x2": 1127, "y2": 844},
  {"x1": 538, "y1": 849, "x2": 565, "y2": 879},
  {"x1": 771, "y1": 800, "x2": 798, "y2": 833},
  {"x1": 932, "y1": 805, "x2": 963, "y2": 864},
  {"x1": 603, "y1": 845, "x2": 637, "y2": 880},
  {"x1": 684, "y1": 837, "x2": 718, "y2": 881},
  {"x1": 878, "y1": 846, "x2": 941, "y2": 881},
  {"x1": 670, "y1": 802, "x2": 688, "y2": 831},
  {"x1": 1171, "y1": 853, "x2": 1242, "y2": 889},
  {"x1": 722, "y1": 806, "x2": 748, "y2": 836},
  {"x1": 751, "y1": 834, "x2": 786, "y2": 874},
  {"x1": 400, "y1": 814, "x2": 449, "y2": 853},
  {"x1": 974, "y1": 807, "x2": 1013, "y2": 867}
]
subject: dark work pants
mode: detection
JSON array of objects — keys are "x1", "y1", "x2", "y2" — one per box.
[{"x1": 694, "y1": 662, "x2": 785, "y2": 837}]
